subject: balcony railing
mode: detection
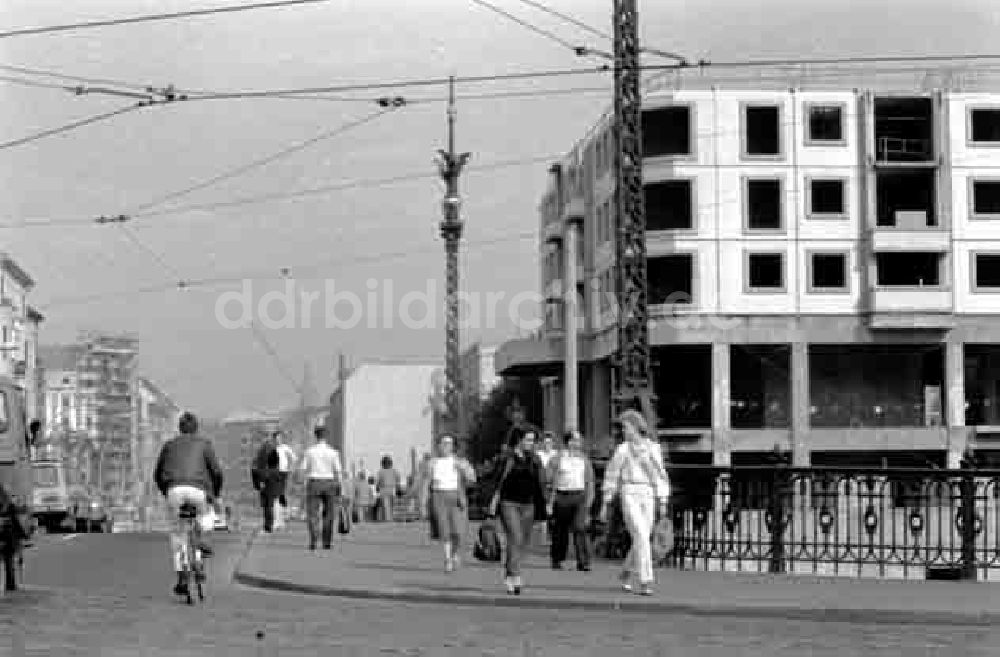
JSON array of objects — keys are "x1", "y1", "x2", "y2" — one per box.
[
  {"x1": 876, "y1": 137, "x2": 933, "y2": 162},
  {"x1": 642, "y1": 464, "x2": 1000, "y2": 580}
]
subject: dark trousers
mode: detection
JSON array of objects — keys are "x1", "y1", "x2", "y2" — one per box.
[
  {"x1": 306, "y1": 479, "x2": 339, "y2": 548},
  {"x1": 276, "y1": 472, "x2": 289, "y2": 506},
  {"x1": 550, "y1": 491, "x2": 591, "y2": 568},
  {"x1": 499, "y1": 501, "x2": 535, "y2": 578},
  {"x1": 259, "y1": 490, "x2": 277, "y2": 531}
]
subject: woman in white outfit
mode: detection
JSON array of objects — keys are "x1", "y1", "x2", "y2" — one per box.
[
  {"x1": 598, "y1": 409, "x2": 670, "y2": 596},
  {"x1": 418, "y1": 433, "x2": 476, "y2": 572}
]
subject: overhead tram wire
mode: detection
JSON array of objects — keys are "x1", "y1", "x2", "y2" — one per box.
[
  {"x1": 116, "y1": 223, "x2": 186, "y2": 282},
  {"x1": 124, "y1": 107, "x2": 399, "y2": 216},
  {"x1": 0, "y1": 153, "x2": 560, "y2": 229},
  {"x1": 37, "y1": 229, "x2": 538, "y2": 309},
  {"x1": 0, "y1": 103, "x2": 151, "y2": 151},
  {"x1": 512, "y1": 0, "x2": 610, "y2": 40},
  {"x1": 469, "y1": 0, "x2": 582, "y2": 52},
  {"x1": 0, "y1": 63, "x2": 152, "y2": 91},
  {"x1": 6, "y1": 54, "x2": 999, "y2": 108},
  {"x1": 144, "y1": 54, "x2": 1000, "y2": 103},
  {"x1": 0, "y1": 0, "x2": 333, "y2": 39}
]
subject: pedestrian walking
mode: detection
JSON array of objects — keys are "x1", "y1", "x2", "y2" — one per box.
[
  {"x1": 250, "y1": 432, "x2": 281, "y2": 532},
  {"x1": 376, "y1": 456, "x2": 401, "y2": 522},
  {"x1": 352, "y1": 472, "x2": 374, "y2": 523},
  {"x1": 297, "y1": 425, "x2": 344, "y2": 550},
  {"x1": 534, "y1": 431, "x2": 558, "y2": 545},
  {"x1": 488, "y1": 426, "x2": 547, "y2": 595},
  {"x1": 546, "y1": 429, "x2": 594, "y2": 571},
  {"x1": 598, "y1": 409, "x2": 670, "y2": 596},
  {"x1": 273, "y1": 431, "x2": 297, "y2": 530},
  {"x1": 417, "y1": 433, "x2": 476, "y2": 572}
]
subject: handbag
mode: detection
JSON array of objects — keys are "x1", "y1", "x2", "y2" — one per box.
[{"x1": 651, "y1": 515, "x2": 674, "y2": 564}]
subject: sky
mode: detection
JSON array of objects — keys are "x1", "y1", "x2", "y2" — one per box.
[{"x1": 1, "y1": 0, "x2": 998, "y2": 418}]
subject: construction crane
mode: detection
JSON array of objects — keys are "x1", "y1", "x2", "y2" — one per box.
[{"x1": 611, "y1": 0, "x2": 655, "y2": 430}]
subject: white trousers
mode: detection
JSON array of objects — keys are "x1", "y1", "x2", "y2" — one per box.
[
  {"x1": 165, "y1": 485, "x2": 210, "y2": 572},
  {"x1": 621, "y1": 485, "x2": 656, "y2": 584},
  {"x1": 273, "y1": 500, "x2": 285, "y2": 529}
]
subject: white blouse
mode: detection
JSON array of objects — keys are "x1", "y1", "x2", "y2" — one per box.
[
  {"x1": 551, "y1": 453, "x2": 587, "y2": 491},
  {"x1": 602, "y1": 439, "x2": 670, "y2": 502},
  {"x1": 431, "y1": 456, "x2": 459, "y2": 490}
]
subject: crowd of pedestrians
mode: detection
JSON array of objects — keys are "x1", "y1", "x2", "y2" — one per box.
[{"x1": 246, "y1": 409, "x2": 671, "y2": 597}]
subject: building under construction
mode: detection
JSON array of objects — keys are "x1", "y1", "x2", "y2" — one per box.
[{"x1": 57, "y1": 331, "x2": 140, "y2": 504}]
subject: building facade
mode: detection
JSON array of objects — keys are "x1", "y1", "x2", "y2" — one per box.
[
  {"x1": 0, "y1": 254, "x2": 45, "y2": 421},
  {"x1": 136, "y1": 377, "x2": 179, "y2": 527},
  {"x1": 497, "y1": 83, "x2": 1000, "y2": 470},
  {"x1": 39, "y1": 333, "x2": 141, "y2": 503},
  {"x1": 326, "y1": 359, "x2": 438, "y2": 481},
  {"x1": 458, "y1": 342, "x2": 501, "y2": 441}
]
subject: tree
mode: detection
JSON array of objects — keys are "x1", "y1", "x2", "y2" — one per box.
[{"x1": 468, "y1": 376, "x2": 543, "y2": 466}]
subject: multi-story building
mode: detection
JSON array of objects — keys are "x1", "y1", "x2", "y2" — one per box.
[
  {"x1": 0, "y1": 254, "x2": 45, "y2": 420},
  {"x1": 497, "y1": 78, "x2": 1000, "y2": 471},
  {"x1": 39, "y1": 333, "x2": 140, "y2": 502}
]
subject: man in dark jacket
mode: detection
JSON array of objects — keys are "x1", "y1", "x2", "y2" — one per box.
[
  {"x1": 251, "y1": 432, "x2": 281, "y2": 532},
  {"x1": 154, "y1": 411, "x2": 223, "y2": 597}
]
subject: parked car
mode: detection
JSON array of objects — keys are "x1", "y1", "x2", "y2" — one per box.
[{"x1": 67, "y1": 488, "x2": 112, "y2": 533}]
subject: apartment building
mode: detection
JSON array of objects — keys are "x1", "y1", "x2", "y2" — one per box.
[
  {"x1": 496, "y1": 82, "x2": 1000, "y2": 470},
  {"x1": 0, "y1": 254, "x2": 45, "y2": 420}
]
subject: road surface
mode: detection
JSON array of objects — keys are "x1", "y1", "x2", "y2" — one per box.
[{"x1": 1, "y1": 529, "x2": 997, "y2": 655}]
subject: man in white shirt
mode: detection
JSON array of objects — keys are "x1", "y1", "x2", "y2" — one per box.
[
  {"x1": 297, "y1": 426, "x2": 343, "y2": 550},
  {"x1": 273, "y1": 431, "x2": 297, "y2": 530},
  {"x1": 546, "y1": 429, "x2": 595, "y2": 571}
]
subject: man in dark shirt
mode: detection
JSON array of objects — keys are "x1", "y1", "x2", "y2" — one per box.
[{"x1": 154, "y1": 412, "x2": 223, "y2": 597}]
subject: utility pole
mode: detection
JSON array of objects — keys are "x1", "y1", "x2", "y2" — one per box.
[
  {"x1": 436, "y1": 76, "x2": 471, "y2": 451},
  {"x1": 611, "y1": 0, "x2": 655, "y2": 433}
]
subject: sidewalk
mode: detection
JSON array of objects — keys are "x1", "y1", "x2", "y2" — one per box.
[{"x1": 233, "y1": 522, "x2": 1000, "y2": 625}]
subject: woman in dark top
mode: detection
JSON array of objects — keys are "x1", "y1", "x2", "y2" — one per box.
[{"x1": 488, "y1": 426, "x2": 547, "y2": 595}]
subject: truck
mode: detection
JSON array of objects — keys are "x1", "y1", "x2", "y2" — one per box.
[
  {"x1": 31, "y1": 449, "x2": 76, "y2": 533},
  {"x1": 0, "y1": 381, "x2": 36, "y2": 592}
]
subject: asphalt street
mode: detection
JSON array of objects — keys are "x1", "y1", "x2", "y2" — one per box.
[{"x1": 1, "y1": 528, "x2": 998, "y2": 655}]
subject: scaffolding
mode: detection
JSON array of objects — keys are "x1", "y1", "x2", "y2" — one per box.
[{"x1": 75, "y1": 331, "x2": 139, "y2": 505}]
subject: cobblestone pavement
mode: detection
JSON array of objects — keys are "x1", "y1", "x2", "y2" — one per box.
[{"x1": 0, "y1": 529, "x2": 998, "y2": 655}]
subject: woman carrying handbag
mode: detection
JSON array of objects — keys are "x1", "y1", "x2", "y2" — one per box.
[
  {"x1": 418, "y1": 433, "x2": 476, "y2": 572},
  {"x1": 597, "y1": 409, "x2": 670, "y2": 596},
  {"x1": 487, "y1": 426, "x2": 547, "y2": 595}
]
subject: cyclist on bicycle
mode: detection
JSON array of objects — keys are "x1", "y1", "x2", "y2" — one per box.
[{"x1": 154, "y1": 411, "x2": 223, "y2": 597}]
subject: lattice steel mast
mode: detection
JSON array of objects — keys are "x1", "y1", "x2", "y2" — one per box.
[
  {"x1": 612, "y1": 0, "x2": 654, "y2": 426},
  {"x1": 436, "y1": 76, "x2": 471, "y2": 446}
]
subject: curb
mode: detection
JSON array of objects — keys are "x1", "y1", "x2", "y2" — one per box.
[{"x1": 231, "y1": 569, "x2": 999, "y2": 626}]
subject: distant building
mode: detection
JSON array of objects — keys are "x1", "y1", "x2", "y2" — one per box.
[
  {"x1": 136, "y1": 377, "x2": 179, "y2": 518},
  {"x1": 326, "y1": 358, "x2": 438, "y2": 481},
  {"x1": 458, "y1": 342, "x2": 500, "y2": 443},
  {"x1": 25, "y1": 306, "x2": 44, "y2": 424},
  {"x1": 39, "y1": 332, "x2": 140, "y2": 504},
  {"x1": 221, "y1": 411, "x2": 281, "y2": 512}
]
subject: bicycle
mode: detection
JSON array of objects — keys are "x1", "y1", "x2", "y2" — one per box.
[{"x1": 176, "y1": 502, "x2": 206, "y2": 605}]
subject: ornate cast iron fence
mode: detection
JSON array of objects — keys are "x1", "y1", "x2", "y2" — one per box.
[{"x1": 665, "y1": 464, "x2": 1000, "y2": 580}]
